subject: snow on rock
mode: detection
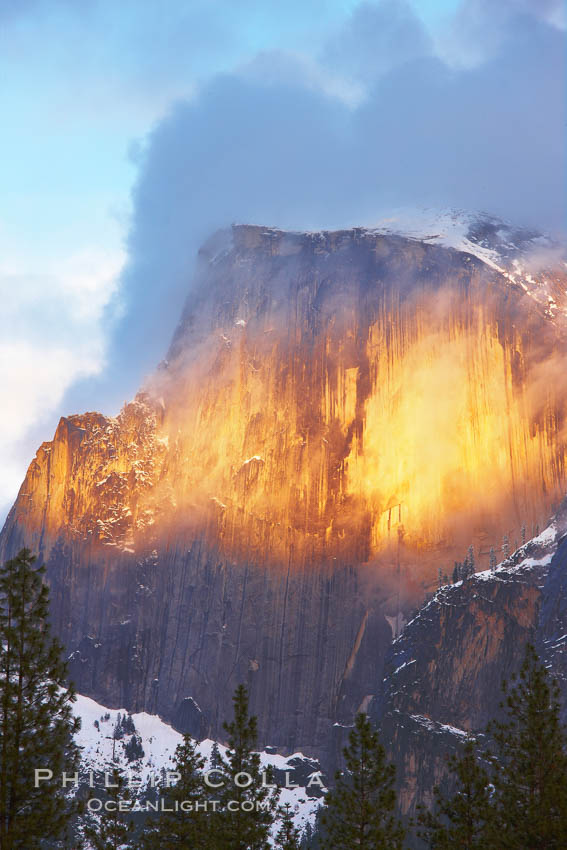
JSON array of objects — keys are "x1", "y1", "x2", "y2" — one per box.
[
  {"x1": 73, "y1": 693, "x2": 322, "y2": 839},
  {"x1": 398, "y1": 501, "x2": 567, "y2": 640},
  {"x1": 369, "y1": 207, "x2": 567, "y2": 324},
  {"x1": 369, "y1": 207, "x2": 557, "y2": 270},
  {"x1": 410, "y1": 714, "x2": 469, "y2": 739}
]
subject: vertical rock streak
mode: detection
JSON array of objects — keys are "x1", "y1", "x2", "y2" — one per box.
[{"x1": 1, "y1": 225, "x2": 566, "y2": 751}]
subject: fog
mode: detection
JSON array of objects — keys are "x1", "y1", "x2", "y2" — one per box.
[{"x1": 80, "y1": 0, "x2": 565, "y2": 415}]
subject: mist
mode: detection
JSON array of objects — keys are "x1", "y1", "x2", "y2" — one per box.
[
  {"x1": 67, "y1": 0, "x2": 562, "y2": 419},
  {"x1": 1, "y1": 0, "x2": 563, "y2": 528}
]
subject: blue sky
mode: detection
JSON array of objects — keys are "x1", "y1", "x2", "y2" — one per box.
[
  {"x1": 0, "y1": 0, "x2": 564, "y2": 518},
  {"x1": 0, "y1": 0, "x2": 461, "y2": 266}
]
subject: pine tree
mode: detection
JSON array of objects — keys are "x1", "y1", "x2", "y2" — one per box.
[
  {"x1": 466, "y1": 545, "x2": 475, "y2": 577},
  {"x1": 216, "y1": 684, "x2": 279, "y2": 849},
  {"x1": 303, "y1": 806, "x2": 325, "y2": 848},
  {"x1": 501, "y1": 535, "x2": 510, "y2": 560},
  {"x1": 141, "y1": 734, "x2": 210, "y2": 849},
  {"x1": 320, "y1": 713, "x2": 404, "y2": 850},
  {"x1": 210, "y1": 741, "x2": 223, "y2": 771},
  {"x1": 521, "y1": 523, "x2": 526, "y2": 546},
  {"x1": 485, "y1": 643, "x2": 567, "y2": 848},
  {"x1": 113, "y1": 713, "x2": 124, "y2": 740},
  {"x1": 124, "y1": 734, "x2": 144, "y2": 762},
  {"x1": 275, "y1": 802, "x2": 301, "y2": 849},
  {"x1": 122, "y1": 714, "x2": 136, "y2": 735},
  {"x1": 489, "y1": 547, "x2": 497, "y2": 571},
  {"x1": 300, "y1": 821, "x2": 314, "y2": 848},
  {"x1": 417, "y1": 738, "x2": 493, "y2": 849},
  {"x1": 0, "y1": 548, "x2": 80, "y2": 849},
  {"x1": 84, "y1": 766, "x2": 134, "y2": 850}
]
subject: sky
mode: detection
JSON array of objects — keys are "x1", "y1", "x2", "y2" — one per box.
[{"x1": 0, "y1": 0, "x2": 565, "y2": 520}]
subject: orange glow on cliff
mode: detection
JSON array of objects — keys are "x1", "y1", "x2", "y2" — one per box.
[
  {"x1": 148, "y1": 280, "x2": 567, "y2": 576},
  {"x1": 8, "y1": 228, "x2": 567, "y2": 589}
]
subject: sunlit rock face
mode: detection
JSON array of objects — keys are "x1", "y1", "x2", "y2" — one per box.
[{"x1": 1, "y1": 223, "x2": 566, "y2": 756}]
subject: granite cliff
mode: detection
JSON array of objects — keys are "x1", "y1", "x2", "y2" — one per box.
[
  {"x1": 1, "y1": 219, "x2": 567, "y2": 761},
  {"x1": 375, "y1": 499, "x2": 567, "y2": 844}
]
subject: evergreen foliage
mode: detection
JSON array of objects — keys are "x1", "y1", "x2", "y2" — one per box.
[
  {"x1": 121, "y1": 714, "x2": 136, "y2": 735},
  {"x1": 215, "y1": 684, "x2": 280, "y2": 849},
  {"x1": 300, "y1": 821, "x2": 314, "y2": 848},
  {"x1": 141, "y1": 733, "x2": 209, "y2": 849},
  {"x1": 417, "y1": 738, "x2": 492, "y2": 849},
  {"x1": 84, "y1": 767, "x2": 134, "y2": 850},
  {"x1": 300, "y1": 807, "x2": 324, "y2": 849},
  {"x1": 485, "y1": 643, "x2": 567, "y2": 848},
  {"x1": 210, "y1": 741, "x2": 223, "y2": 771},
  {"x1": 418, "y1": 643, "x2": 567, "y2": 849},
  {"x1": 124, "y1": 734, "x2": 144, "y2": 763},
  {"x1": 275, "y1": 802, "x2": 301, "y2": 849},
  {"x1": 113, "y1": 713, "x2": 123, "y2": 740},
  {"x1": 0, "y1": 548, "x2": 80, "y2": 849},
  {"x1": 320, "y1": 713, "x2": 404, "y2": 850}
]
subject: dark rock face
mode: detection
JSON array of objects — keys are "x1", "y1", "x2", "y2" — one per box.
[
  {"x1": 375, "y1": 502, "x2": 567, "y2": 833},
  {"x1": 1, "y1": 224, "x2": 567, "y2": 764},
  {"x1": 539, "y1": 537, "x2": 567, "y2": 703},
  {"x1": 42, "y1": 537, "x2": 391, "y2": 757}
]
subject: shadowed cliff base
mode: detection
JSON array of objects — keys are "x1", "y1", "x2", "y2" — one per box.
[{"x1": 374, "y1": 498, "x2": 567, "y2": 846}]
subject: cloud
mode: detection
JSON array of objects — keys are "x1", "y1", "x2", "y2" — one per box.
[
  {"x1": 322, "y1": 0, "x2": 433, "y2": 85},
  {"x1": 105, "y1": 1, "x2": 564, "y2": 397},
  {"x1": 442, "y1": 0, "x2": 566, "y2": 64},
  {"x1": 1, "y1": 0, "x2": 564, "y2": 523},
  {"x1": 0, "y1": 250, "x2": 123, "y2": 518}
]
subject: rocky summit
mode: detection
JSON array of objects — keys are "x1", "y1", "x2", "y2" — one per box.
[{"x1": 2, "y1": 219, "x2": 567, "y2": 771}]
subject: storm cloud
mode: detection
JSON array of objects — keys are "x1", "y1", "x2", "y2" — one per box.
[{"x1": 99, "y1": 0, "x2": 564, "y2": 400}]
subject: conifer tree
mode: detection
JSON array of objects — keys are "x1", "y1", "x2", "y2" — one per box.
[
  {"x1": 0, "y1": 548, "x2": 80, "y2": 850},
  {"x1": 466, "y1": 545, "x2": 475, "y2": 576},
  {"x1": 501, "y1": 535, "x2": 510, "y2": 559},
  {"x1": 113, "y1": 713, "x2": 124, "y2": 740},
  {"x1": 210, "y1": 741, "x2": 223, "y2": 771},
  {"x1": 141, "y1": 734, "x2": 210, "y2": 849},
  {"x1": 417, "y1": 738, "x2": 493, "y2": 849},
  {"x1": 84, "y1": 767, "x2": 134, "y2": 850},
  {"x1": 489, "y1": 547, "x2": 497, "y2": 571},
  {"x1": 124, "y1": 733, "x2": 144, "y2": 762},
  {"x1": 216, "y1": 684, "x2": 279, "y2": 849},
  {"x1": 320, "y1": 713, "x2": 404, "y2": 850},
  {"x1": 122, "y1": 714, "x2": 136, "y2": 735},
  {"x1": 275, "y1": 802, "x2": 301, "y2": 849},
  {"x1": 302, "y1": 807, "x2": 324, "y2": 848},
  {"x1": 300, "y1": 821, "x2": 314, "y2": 848},
  {"x1": 485, "y1": 643, "x2": 567, "y2": 848}
]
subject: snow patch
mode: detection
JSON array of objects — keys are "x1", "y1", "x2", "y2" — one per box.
[
  {"x1": 73, "y1": 693, "x2": 321, "y2": 841},
  {"x1": 392, "y1": 659, "x2": 416, "y2": 677},
  {"x1": 410, "y1": 713, "x2": 469, "y2": 739}
]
